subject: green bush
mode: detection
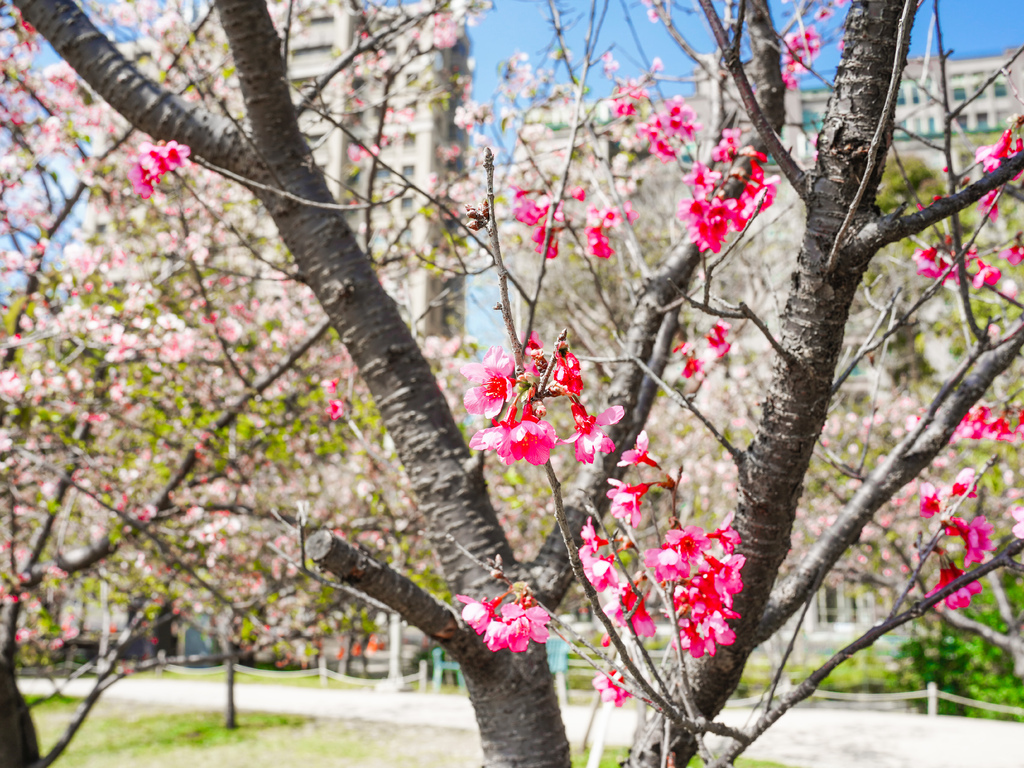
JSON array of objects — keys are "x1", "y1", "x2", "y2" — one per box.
[{"x1": 897, "y1": 576, "x2": 1024, "y2": 722}]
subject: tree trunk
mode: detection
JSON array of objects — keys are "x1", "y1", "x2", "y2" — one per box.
[
  {"x1": 452, "y1": 638, "x2": 571, "y2": 768},
  {"x1": 0, "y1": 604, "x2": 40, "y2": 768}
]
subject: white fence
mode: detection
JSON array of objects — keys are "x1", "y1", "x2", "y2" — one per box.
[
  {"x1": 564, "y1": 659, "x2": 1024, "y2": 718},
  {"x1": 162, "y1": 661, "x2": 425, "y2": 689}
]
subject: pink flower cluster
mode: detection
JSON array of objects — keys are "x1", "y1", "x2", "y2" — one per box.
[
  {"x1": 919, "y1": 468, "x2": 998, "y2": 610},
  {"x1": 580, "y1": 517, "x2": 656, "y2": 638},
  {"x1": 636, "y1": 96, "x2": 701, "y2": 163},
  {"x1": 952, "y1": 404, "x2": 1023, "y2": 443},
  {"x1": 431, "y1": 13, "x2": 457, "y2": 50},
  {"x1": 457, "y1": 594, "x2": 550, "y2": 652},
  {"x1": 592, "y1": 670, "x2": 632, "y2": 707},
  {"x1": 782, "y1": 27, "x2": 822, "y2": 90},
  {"x1": 610, "y1": 81, "x2": 648, "y2": 117},
  {"x1": 975, "y1": 128, "x2": 1023, "y2": 174},
  {"x1": 511, "y1": 187, "x2": 564, "y2": 259},
  {"x1": 926, "y1": 561, "x2": 982, "y2": 610},
  {"x1": 912, "y1": 243, "x2": 1014, "y2": 290},
  {"x1": 584, "y1": 202, "x2": 639, "y2": 259},
  {"x1": 464, "y1": 338, "x2": 623, "y2": 466},
  {"x1": 677, "y1": 148, "x2": 778, "y2": 254},
  {"x1": 129, "y1": 140, "x2": 191, "y2": 199},
  {"x1": 594, "y1": 432, "x2": 744, "y2": 658}
]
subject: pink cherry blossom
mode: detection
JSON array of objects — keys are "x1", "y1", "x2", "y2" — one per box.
[
  {"x1": 919, "y1": 482, "x2": 942, "y2": 518},
  {"x1": 606, "y1": 479, "x2": 649, "y2": 527},
  {"x1": 951, "y1": 468, "x2": 978, "y2": 498},
  {"x1": 583, "y1": 556, "x2": 620, "y2": 592},
  {"x1": 618, "y1": 430, "x2": 659, "y2": 468},
  {"x1": 565, "y1": 402, "x2": 623, "y2": 463},
  {"x1": 508, "y1": 409, "x2": 559, "y2": 465},
  {"x1": 972, "y1": 259, "x2": 1001, "y2": 289},
  {"x1": 1000, "y1": 245, "x2": 1024, "y2": 266},
  {"x1": 946, "y1": 516, "x2": 995, "y2": 565},
  {"x1": 327, "y1": 400, "x2": 346, "y2": 420},
  {"x1": 927, "y1": 563, "x2": 982, "y2": 610},
  {"x1": 495, "y1": 603, "x2": 551, "y2": 652},
  {"x1": 1011, "y1": 507, "x2": 1024, "y2": 539},
  {"x1": 469, "y1": 409, "x2": 517, "y2": 465},
  {"x1": 705, "y1": 321, "x2": 731, "y2": 358},
  {"x1": 580, "y1": 516, "x2": 608, "y2": 557},
  {"x1": 130, "y1": 140, "x2": 191, "y2": 198},
  {"x1": 592, "y1": 671, "x2": 632, "y2": 707},
  {"x1": 461, "y1": 345, "x2": 516, "y2": 418}
]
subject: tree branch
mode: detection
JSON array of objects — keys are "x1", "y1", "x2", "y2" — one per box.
[
  {"x1": 851, "y1": 151, "x2": 1024, "y2": 254},
  {"x1": 307, "y1": 529, "x2": 459, "y2": 640},
  {"x1": 757, "y1": 326, "x2": 1024, "y2": 642}
]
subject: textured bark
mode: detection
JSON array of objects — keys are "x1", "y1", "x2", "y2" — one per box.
[
  {"x1": 0, "y1": 604, "x2": 39, "y2": 768},
  {"x1": 310, "y1": 529, "x2": 571, "y2": 768},
  {"x1": 758, "y1": 333, "x2": 1024, "y2": 642},
  {"x1": 629, "y1": 3, "x2": 918, "y2": 765}
]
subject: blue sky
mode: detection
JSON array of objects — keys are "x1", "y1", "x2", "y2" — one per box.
[
  {"x1": 467, "y1": 0, "x2": 1024, "y2": 100},
  {"x1": 461, "y1": 0, "x2": 1024, "y2": 345}
]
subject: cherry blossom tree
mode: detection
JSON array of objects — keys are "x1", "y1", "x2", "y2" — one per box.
[{"x1": 4, "y1": 0, "x2": 1024, "y2": 767}]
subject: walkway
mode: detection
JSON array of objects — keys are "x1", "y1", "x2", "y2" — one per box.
[{"x1": 19, "y1": 677, "x2": 1024, "y2": 768}]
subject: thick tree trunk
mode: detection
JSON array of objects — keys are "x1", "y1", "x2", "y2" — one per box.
[
  {"x1": 627, "y1": 2, "x2": 916, "y2": 765},
  {"x1": 0, "y1": 604, "x2": 40, "y2": 768},
  {"x1": 451, "y1": 638, "x2": 571, "y2": 768}
]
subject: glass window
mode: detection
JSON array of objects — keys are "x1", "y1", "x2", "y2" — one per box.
[
  {"x1": 953, "y1": 86, "x2": 967, "y2": 101},
  {"x1": 375, "y1": 168, "x2": 390, "y2": 180},
  {"x1": 995, "y1": 82, "x2": 1008, "y2": 98},
  {"x1": 404, "y1": 133, "x2": 416, "y2": 148},
  {"x1": 976, "y1": 113, "x2": 989, "y2": 130},
  {"x1": 927, "y1": 117, "x2": 935, "y2": 134},
  {"x1": 897, "y1": 88, "x2": 906, "y2": 106},
  {"x1": 401, "y1": 197, "x2": 414, "y2": 211},
  {"x1": 911, "y1": 87, "x2": 920, "y2": 105},
  {"x1": 402, "y1": 165, "x2": 415, "y2": 177}
]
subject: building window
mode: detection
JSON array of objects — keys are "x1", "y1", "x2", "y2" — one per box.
[
  {"x1": 927, "y1": 117, "x2": 935, "y2": 135},
  {"x1": 401, "y1": 197, "x2": 414, "y2": 211},
  {"x1": 375, "y1": 168, "x2": 390, "y2": 181},
  {"x1": 976, "y1": 113, "x2": 989, "y2": 130},
  {"x1": 955, "y1": 115, "x2": 968, "y2": 129},
  {"x1": 953, "y1": 86, "x2": 967, "y2": 101},
  {"x1": 404, "y1": 133, "x2": 416, "y2": 149},
  {"x1": 292, "y1": 45, "x2": 333, "y2": 60},
  {"x1": 911, "y1": 87, "x2": 920, "y2": 105},
  {"x1": 310, "y1": 16, "x2": 333, "y2": 27},
  {"x1": 402, "y1": 165, "x2": 415, "y2": 178},
  {"x1": 995, "y1": 82, "x2": 1008, "y2": 98},
  {"x1": 896, "y1": 88, "x2": 906, "y2": 106}
]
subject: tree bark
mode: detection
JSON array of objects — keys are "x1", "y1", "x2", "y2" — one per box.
[
  {"x1": 628, "y1": 2, "x2": 918, "y2": 764},
  {"x1": 0, "y1": 604, "x2": 40, "y2": 768}
]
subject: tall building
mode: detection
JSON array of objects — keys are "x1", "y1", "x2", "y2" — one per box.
[
  {"x1": 288, "y1": 5, "x2": 473, "y2": 337},
  {"x1": 685, "y1": 48, "x2": 1024, "y2": 167}
]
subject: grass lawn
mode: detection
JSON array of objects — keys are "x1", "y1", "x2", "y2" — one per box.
[
  {"x1": 30, "y1": 696, "x2": 796, "y2": 768},
  {"x1": 30, "y1": 697, "x2": 483, "y2": 768}
]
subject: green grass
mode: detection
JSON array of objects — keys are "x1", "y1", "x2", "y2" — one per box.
[
  {"x1": 29, "y1": 696, "x2": 797, "y2": 768},
  {"x1": 30, "y1": 698, "x2": 483, "y2": 768}
]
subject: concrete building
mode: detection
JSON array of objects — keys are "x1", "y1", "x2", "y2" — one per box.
[
  {"x1": 687, "y1": 48, "x2": 1024, "y2": 166},
  {"x1": 288, "y1": 5, "x2": 473, "y2": 337}
]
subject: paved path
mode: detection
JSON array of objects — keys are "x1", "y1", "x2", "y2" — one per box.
[{"x1": 19, "y1": 677, "x2": 1024, "y2": 768}]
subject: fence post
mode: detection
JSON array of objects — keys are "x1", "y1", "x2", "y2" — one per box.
[
  {"x1": 927, "y1": 682, "x2": 938, "y2": 717},
  {"x1": 418, "y1": 659, "x2": 428, "y2": 692},
  {"x1": 319, "y1": 652, "x2": 328, "y2": 688}
]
